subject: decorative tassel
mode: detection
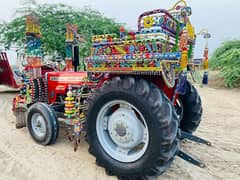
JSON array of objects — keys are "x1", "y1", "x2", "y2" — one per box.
[{"x1": 202, "y1": 46, "x2": 209, "y2": 85}]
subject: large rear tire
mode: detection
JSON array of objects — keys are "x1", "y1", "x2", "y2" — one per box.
[
  {"x1": 178, "y1": 81, "x2": 203, "y2": 133},
  {"x1": 87, "y1": 76, "x2": 179, "y2": 178}
]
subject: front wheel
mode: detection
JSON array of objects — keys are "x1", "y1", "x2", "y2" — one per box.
[
  {"x1": 87, "y1": 76, "x2": 179, "y2": 178},
  {"x1": 27, "y1": 103, "x2": 59, "y2": 145}
]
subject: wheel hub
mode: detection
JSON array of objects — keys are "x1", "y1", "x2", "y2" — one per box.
[
  {"x1": 108, "y1": 108, "x2": 143, "y2": 149},
  {"x1": 96, "y1": 100, "x2": 150, "y2": 163},
  {"x1": 115, "y1": 123, "x2": 127, "y2": 137},
  {"x1": 31, "y1": 113, "x2": 46, "y2": 138}
]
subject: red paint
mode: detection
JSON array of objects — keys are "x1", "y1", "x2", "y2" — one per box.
[
  {"x1": 149, "y1": 76, "x2": 175, "y2": 100},
  {"x1": 128, "y1": 32, "x2": 136, "y2": 40},
  {"x1": 0, "y1": 52, "x2": 18, "y2": 88},
  {"x1": 41, "y1": 65, "x2": 54, "y2": 75},
  {"x1": 46, "y1": 71, "x2": 176, "y2": 105},
  {"x1": 119, "y1": 26, "x2": 125, "y2": 33},
  {"x1": 46, "y1": 71, "x2": 96, "y2": 104}
]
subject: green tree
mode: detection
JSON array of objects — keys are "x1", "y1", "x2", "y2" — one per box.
[
  {"x1": 210, "y1": 40, "x2": 240, "y2": 88},
  {"x1": 0, "y1": 1, "x2": 123, "y2": 59}
]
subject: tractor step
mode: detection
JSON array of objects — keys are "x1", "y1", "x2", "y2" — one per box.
[{"x1": 178, "y1": 131, "x2": 211, "y2": 168}]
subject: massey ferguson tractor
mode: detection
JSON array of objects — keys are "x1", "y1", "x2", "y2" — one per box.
[{"x1": 12, "y1": 1, "x2": 211, "y2": 179}]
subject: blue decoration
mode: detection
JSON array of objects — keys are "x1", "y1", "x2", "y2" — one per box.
[{"x1": 175, "y1": 71, "x2": 187, "y2": 95}]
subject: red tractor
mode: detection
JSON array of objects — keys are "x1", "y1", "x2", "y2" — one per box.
[{"x1": 13, "y1": 1, "x2": 208, "y2": 179}]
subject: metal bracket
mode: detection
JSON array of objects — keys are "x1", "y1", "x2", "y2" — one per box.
[
  {"x1": 181, "y1": 131, "x2": 211, "y2": 146},
  {"x1": 178, "y1": 150, "x2": 205, "y2": 168},
  {"x1": 177, "y1": 131, "x2": 211, "y2": 168}
]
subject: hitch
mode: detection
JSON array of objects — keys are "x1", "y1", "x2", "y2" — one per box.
[{"x1": 178, "y1": 131, "x2": 211, "y2": 168}]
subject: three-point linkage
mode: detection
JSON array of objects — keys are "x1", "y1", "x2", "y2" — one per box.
[{"x1": 178, "y1": 131, "x2": 211, "y2": 168}]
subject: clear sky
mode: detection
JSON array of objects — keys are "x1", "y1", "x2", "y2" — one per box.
[{"x1": 1, "y1": 0, "x2": 240, "y2": 64}]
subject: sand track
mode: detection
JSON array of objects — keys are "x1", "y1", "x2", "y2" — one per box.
[{"x1": 0, "y1": 87, "x2": 240, "y2": 180}]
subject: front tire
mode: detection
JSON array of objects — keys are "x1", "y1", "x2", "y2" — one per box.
[
  {"x1": 87, "y1": 76, "x2": 179, "y2": 178},
  {"x1": 27, "y1": 103, "x2": 59, "y2": 145}
]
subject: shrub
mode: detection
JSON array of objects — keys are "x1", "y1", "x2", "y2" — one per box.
[{"x1": 210, "y1": 40, "x2": 240, "y2": 88}]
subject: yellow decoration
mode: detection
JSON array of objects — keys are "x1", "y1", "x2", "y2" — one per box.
[
  {"x1": 132, "y1": 62, "x2": 137, "y2": 68},
  {"x1": 132, "y1": 67, "x2": 162, "y2": 71},
  {"x1": 66, "y1": 24, "x2": 77, "y2": 42},
  {"x1": 143, "y1": 16, "x2": 155, "y2": 29},
  {"x1": 65, "y1": 110, "x2": 75, "y2": 114},
  {"x1": 73, "y1": 118, "x2": 80, "y2": 124},
  {"x1": 114, "y1": 45, "x2": 126, "y2": 54},
  {"x1": 80, "y1": 113, "x2": 85, "y2": 119},
  {"x1": 90, "y1": 48, "x2": 95, "y2": 55},
  {"x1": 180, "y1": 50, "x2": 188, "y2": 70},
  {"x1": 66, "y1": 31, "x2": 74, "y2": 42},
  {"x1": 74, "y1": 126, "x2": 81, "y2": 132},
  {"x1": 26, "y1": 16, "x2": 35, "y2": 33},
  {"x1": 203, "y1": 58, "x2": 209, "y2": 70},
  {"x1": 186, "y1": 22, "x2": 195, "y2": 40},
  {"x1": 168, "y1": 0, "x2": 187, "y2": 12},
  {"x1": 101, "y1": 63, "x2": 106, "y2": 68},
  {"x1": 65, "y1": 104, "x2": 74, "y2": 108},
  {"x1": 36, "y1": 24, "x2": 40, "y2": 34},
  {"x1": 26, "y1": 21, "x2": 33, "y2": 33},
  {"x1": 33, "y1": 24, "x2": 37, "y2": 34},
  {"x1": 26, "y1": 15, "x2": 40, "y2": 34}
]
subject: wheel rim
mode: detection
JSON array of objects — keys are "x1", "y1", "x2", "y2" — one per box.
[
  {"x1": 96, "y1": 100, "x2": 149, "y2": 163},
  {"x1": 162, "y1": 63, "x2": 175, "y2": 88},
  {"x1": 31, "y1": 113, "x2": 47, "y2": 139},
  {"x1": 175, "y1": 99, "x2": 184, "y2": 121}
]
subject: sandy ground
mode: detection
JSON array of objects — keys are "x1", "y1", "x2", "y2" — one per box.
[{"x1": 0, "y1": 86, "x2": 240, "y2": 180}]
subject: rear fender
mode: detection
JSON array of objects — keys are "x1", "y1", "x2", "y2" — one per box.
[{"x1": 97, "y1": 74, "x2": 176, "y2": 101}]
